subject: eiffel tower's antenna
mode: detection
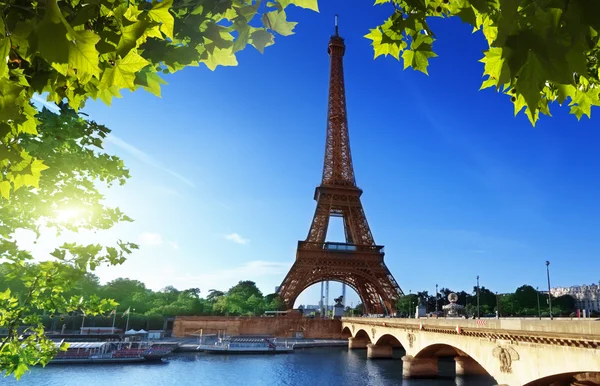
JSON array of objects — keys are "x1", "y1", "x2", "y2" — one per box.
[{"x1": 334, "y1": 14, "x2": 339, "y2": 36}]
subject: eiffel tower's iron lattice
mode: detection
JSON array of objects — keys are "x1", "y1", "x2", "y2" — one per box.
[{"x1": 277, "y1": 22, "x2": 404, "y2": 315}]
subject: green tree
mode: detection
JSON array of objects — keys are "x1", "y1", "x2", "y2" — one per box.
[
  {"x1": 1, "y1": 107, "x2": 136, "y2": 378},
  {"x1": 513, "y1": 285, "x2": 539, "y2": 311},
  {"x1": 0, "y1": 0, "x2": 318, "y2": 199},
  {"x1": 366, "y1": 0, "x2": 600, "y2": 125},
  {"x1": 554, "y1": 294, "x2": 576, "y2": 315},
  {"x1": 396, "y1": 294, "x2": 419, "y2": 317}
]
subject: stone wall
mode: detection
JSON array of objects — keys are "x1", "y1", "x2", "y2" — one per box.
[{"x1": 173, "y1": 316, "x2": 343, "y2": 338}]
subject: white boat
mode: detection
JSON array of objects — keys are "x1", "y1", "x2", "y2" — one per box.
[
  {"x1": 199, "y1": 337, "x2": 294, "y2": 354},
  {"x1": 48, "y1": 341, "x2": 172, "y2": 364}
]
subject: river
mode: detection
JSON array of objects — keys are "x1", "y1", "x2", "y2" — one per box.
[{"x1": 4, "y1": 348, "x2": 496, "y2": 386}]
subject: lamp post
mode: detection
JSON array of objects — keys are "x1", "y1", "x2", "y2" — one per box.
[
  {"x1": 476, "y1": 275, "x2": 480, "y2": 319},
  {"x1": 80, "y1": 311, "x2": 85, "y2": 333},
  {"x1": 546, "y1": 261, "x2": 553, "y2": 320},
  {"x1": 409, "y1": 290, "x2": 412, "y2": 318},
  {"x1": 435, "y1": 284, "x2": 439, "y2": 314},
  {"x1": 496, "y1": 291, "x2": 499, "y2": 318},
  {"x1": 536, "y1": 286, "x2": 541, "y2": 320}
]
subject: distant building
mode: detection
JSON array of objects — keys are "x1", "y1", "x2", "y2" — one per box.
[{"x1": 551, "y1": 283, "x2": 600, "y2": 312}]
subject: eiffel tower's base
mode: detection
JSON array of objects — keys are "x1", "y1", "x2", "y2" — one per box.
[{"x1": 277, "y1": 244, "x2": 403, "y2": 315}]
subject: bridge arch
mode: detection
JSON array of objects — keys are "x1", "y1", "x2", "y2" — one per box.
[
  {"x1": 414, "y1": 343, "x2": 493, "y2": 379},
  {"x1": 341, "y1": 326, "x2": 352, "y2": 339},
  {"x1": 354, "y1": 328, "x2": 371, "y2": 343},
  {"x1": 523, "y1": 371, "x2": 600, "y2": 386},
  {"x1": 374, "y1": 333, "x2": 404, "y2": 349},
  {"x1": 415, "y1": 343, "x2": 469, "y2": 358}
]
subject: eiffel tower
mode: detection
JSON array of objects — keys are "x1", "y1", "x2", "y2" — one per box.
[{"x1": 277, "y1": 19, "x2": 403, "y2": 315}]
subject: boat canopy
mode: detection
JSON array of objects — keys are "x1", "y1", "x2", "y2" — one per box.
[
  {"x1": 56, "y1": 342, "x2": 108, "y2": 349},
  {"x1": 124, "y1": 329, "x2": 139, "y2": 335}
]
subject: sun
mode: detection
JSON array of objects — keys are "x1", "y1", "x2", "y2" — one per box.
[{"x1": 54, "y1": 207, "x2": 84, "y2": 224}]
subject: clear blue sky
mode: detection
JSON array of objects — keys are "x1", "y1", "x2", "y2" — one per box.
[{"x1": 38, "y1": 1, "x2": 600, "y2": 307}]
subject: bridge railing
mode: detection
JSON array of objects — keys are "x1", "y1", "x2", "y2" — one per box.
[{"x1": 342, "y1": 317, "x2": 600, "y2": 337}]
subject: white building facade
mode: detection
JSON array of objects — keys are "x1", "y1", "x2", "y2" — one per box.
[{"x1": 551, "y1": 283, "x2": 600, "y2": 312}]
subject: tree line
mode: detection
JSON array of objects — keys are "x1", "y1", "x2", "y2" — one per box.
[
  {"x1": 0, "y1": 267, "x2": 283, "y2": 332},
  {"x1": 392, "y1": 284, "x2": 584, "y2": 318}
]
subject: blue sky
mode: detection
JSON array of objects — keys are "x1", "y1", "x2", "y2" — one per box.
[{"x1": 32, "y1": 1, "x2": 600, "y2": 308}]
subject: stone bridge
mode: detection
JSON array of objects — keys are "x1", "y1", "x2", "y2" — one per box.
[{"x1": 342, "y1": 317, "x2": 600, "y2": 386}]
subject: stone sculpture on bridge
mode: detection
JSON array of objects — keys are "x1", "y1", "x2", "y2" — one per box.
[{"x1": 492, "y1": 346, "x2": 519, "y2": 374}]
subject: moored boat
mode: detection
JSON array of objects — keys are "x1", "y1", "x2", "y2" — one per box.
[
  {"x1": 199, "y1": 337, "x2": 294, "y2": 354},
  {"x1": 48, "y1": 341, "x2": 172, "y2": 364}
]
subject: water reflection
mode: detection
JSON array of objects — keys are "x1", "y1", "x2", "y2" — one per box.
[{"x1": 3, "y1": 348, "x2": 496, "y2": 386}]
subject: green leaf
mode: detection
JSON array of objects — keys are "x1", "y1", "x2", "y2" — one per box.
[
  {"x1": 479, "y1": 47, "x2": 511, "y2": 89},
  {"x1": 36, "y1": 5, "x2": 70, "y2": 71},
  {"x1": 250, "y1": 29, "x2": 274, "y2": 54},
  {"x1": 202, "y1": 47, "x2": 238, "y2": 70},
  {"x1": 233, "y1": 24, "x2": 251, "y2": 53},
  {"x1": 280, "y1": 0, "x2": 319, "y2": 11},
  {"x1": 134, "y1": 69, "x2": 167, "y2": 97},
  {"x1": 0, "y1": 180, "x2": 10, "y2": 199},
  {"x1": 99, "y1": 51, "x2": 150, "y2": 90},
  {"x1": 402, "y1": 35, "x2": 437, "y2": 74},
  {"x1": 0, "y1": 287, "x2": 10, "y2": 299},
  {"x1": 516, "y1": 51, "x2": 546, "y2": 118},
  {"x1": 374, "y1": 0, "x2": 390, "y2": 4},
  {"x1": 0, "y1": 38, "x2": 10, "y2": 78},
  {"x1": 67, "y1": 30, "x2": 101, "y2": 81},
  {"x1": 556, "y1": 84, "x2": 575, "y2": 105},
  {"x1": 263, "y1": 10, "x2": 297, "y2": 36},
  {"x1": 148, "y1": 0, "x2": 175, "y2": 40},
  {"x1": 14, "y1": 363, "x2": 28, "y2": 380},
  {"x1": 570, "y1": 89, "x2": 600, "y2": 120}
]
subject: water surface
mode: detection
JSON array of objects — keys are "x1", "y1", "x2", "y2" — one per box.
[{"x1": 4, "y1": 348, "x2": 496, "y2": 386}]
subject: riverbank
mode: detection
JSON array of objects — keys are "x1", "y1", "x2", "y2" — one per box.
[{"x1": 154, "y1": 337, "x2": 349, "y2": 352}]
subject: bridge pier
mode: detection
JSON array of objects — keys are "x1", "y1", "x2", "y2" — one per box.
[
  {"x1": 454, "y1": 356, "x2": 488, "y2": 376},
  {"x1": 402, "y1": 355, "x2": 438, "y2": 379},
  {"x1": 367, "y1": 343, "x2": 393, "y2": 359},
  {"x1": 348, "y1": 337, "x2": 369, "y2": 349}
]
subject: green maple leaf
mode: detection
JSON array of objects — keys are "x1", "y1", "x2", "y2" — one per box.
[
  {"x1": 280, "y1": 0, "x2": 319, "y2": 11},
  {"x1": 515, "y1": 51, "x2": 546, "y2": 119},
  {"x1": 479, "y1": 47, "x2": 510, "y2": 89},
  {"x1": 570, "y1": 90, "x2": 600, "y2": 120},
  {"x1": 99, "y1": 51, "x2": 150, "y2": 90},
  {"x1": 0, "y1": 80, "x2": 25, "y2": 121},
  {"x1": 202, "y1": 47, "x2": 238, "y2": 70},
  {"x1": 250, "y1": 29, "x2": 274, "y2": 53},
  {"x1": 556, "y1": 84, "x2": 575, "y2": 105},
  {"x1": 148, "y1": 0, "x2": 175, "y2": 39},
  {"x1": 134, "y1": 68, "x2": 167, "y2": 97},
  {"x1": 233, "y1": 24, "x2": 251, "y2": 53},
  {"x1": 67, "y1": 30, "x2": 101, "y2": 81},
  {"x1": 116, "y1": 19, "x2": 152, "y2": 57},
  {"x1": 0, "y1": 180, "x2": 10, "y2": 200},
  {"x1": 401, "y1": 35, "x2": 437, "y2": 74},
  {"x1": 36, "y1": 6, "x2": 70, "y2": 71},
  {"x1": 0, "y1": 38, "x2": 10, "y2": 79},
  {"x1": 263, "y1": 10, "x2": 297, "y2": 37}
]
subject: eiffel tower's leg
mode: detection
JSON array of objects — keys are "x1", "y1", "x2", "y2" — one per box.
[
  {"x1": 345, "y1": 200, "x2": 375, "y2": 246},
  {"x1": 306, "y1": 198, "x2": 331, "y2": 243}
]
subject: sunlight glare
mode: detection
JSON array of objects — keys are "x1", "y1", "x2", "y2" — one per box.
[{"x1": 54, "y1": 207, "x2": 84, "y2": 224}]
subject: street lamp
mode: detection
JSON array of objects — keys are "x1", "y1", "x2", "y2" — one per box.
[
  {"x1": 435, "y1": 284, "x2": 439, "y2": 314},
  {"x1": 408, "y1": 290, "x2": 412, "y2": 318},
  {"x1": 546, "y1": 261, "x2": 553, "y2": 320},
  {"x1": 536, "y1": 286, "x2": 541, "y2": 320},
  {"x1": 496, "y1": 291, "x2": 499, "y2": 318},
  {"x1": 476, "y1": 275, "x2": 480, "y2": 319}
]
